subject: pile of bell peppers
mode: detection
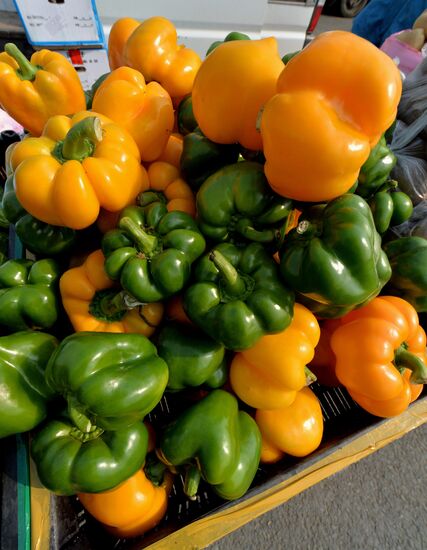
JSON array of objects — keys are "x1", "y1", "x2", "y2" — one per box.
[{"x1": 0, "y1": 15, "x2": 426, "y2": 541}]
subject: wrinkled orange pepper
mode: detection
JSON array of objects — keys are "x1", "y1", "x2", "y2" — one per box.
[
  {"x1": 156, "y1": 132, "x2": 184, "y2": 168},
  {"x1": 230, "y1": 304, "x2": 320, "y2": 410},
  {"x1": 143, "y1": 161, "x2": 196, "y2": 217},
  {"x1": 108, "y1": 17, "x2": 140, "y2": 70},
  {"x1": 60, "y1": 249, "x2": 163, "y2": 335},
  {"x1": 331, "y1": 296, "x2": 427, "y2": 418},
  {"x1": 109, "y1": 17, "x2": 201, "y2": 99},
  {"x1": 11, "y1": 112, "x2": 145, "y2": 229},
  {"x1": 260, "y1": 31, "x2": 402, "y2": 202},
  {"x1": 192, "y1": 38, "x2": 284, "y2": 150},
  {"x1": 92, "y1": 67, "x2": 174, "y2": 162},
  {"x1": 256, "y1": 387, "x2": 324, "y2": 463},
  {"x1": 308, "y1": 319, "x2": 342, "y2": 387},
  {"x1": 78, "y1": 467, "x2": 172, "y2": 538},
  {"x1": 0, "y1": 43, "x2": 86, "y2": 136}
]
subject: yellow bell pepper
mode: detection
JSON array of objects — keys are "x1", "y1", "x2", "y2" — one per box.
[
  {"x1": 60, "y1": 249, "x2": 163, "y2": 335},
  {"x1": 260, "y1": 31, "x2": 402, "y2": 202},
  {"x1": 108, "y1": 17, "x2": 140, "y2": 70},
  {"x1": 0, "y1": 43, "x2": 86, "y2": 136},
  {"x1": 92, "y1": 67, "x2": 174, "y2": 162},
  {"x1": 109, "y1": 16, "x2": 201, "y2": 100},
  {"x1": 192, "y1": 38, "x2": 284, "y2": 150},
  {"x1": 11, "y1": 112, "x2": 145, "y2": 230},
  {"x1": 229, "y1": 304, "x2": 320, "y2": 410}
]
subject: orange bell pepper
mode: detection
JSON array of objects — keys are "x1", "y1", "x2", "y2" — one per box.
[
  {"x1": 256, "y1": 387, "x2": 324, "y2": 463},
  {"x1": 331, "y1": 296, "x2": 427, "y2": 418},
  {"x1": 156, "y1": 132, "x2": 184, "y2": 168},
  {"x1": 108, "y1": 17, "x2": 140, "y2": 70},
  {"x1": 230, "y1": 304, "x2": 320, "y2": 410},
  {"x1": 260, "y1": 31, "x2": 402, "y2": 202},
  {"x1": 109, "y1": 16, "x2": 202, "y2": 99},
  {"x1": 308, "y1": 319, "x2": 342, "y2": 387},
  {"x1": 192, "y1": 38, "x2": 284, "y2": 150},
  {"x1": 143, "y1": 161, "x2": 196, "y2": 217},
  {"x1": 78, "y1": 467, "x2": 172, "y2": 538},
  {"x1": 0, "y1": 43, "x2": 86, "y2": 136},
  {"x1": 92, "y1": 67, "x2": 174, "y2": 162},
  {"x1": 60, "y1": 249, "x2": 163, "y2": 335},
  {"x1": 11, "y1": 112, "x2": 145, "y2": 230}
]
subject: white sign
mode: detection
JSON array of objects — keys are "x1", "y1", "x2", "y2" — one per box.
[
  {"x1": 13, "y1": 0, "x2": 105, "y2": 47},
  {"x1": 59, "y1": 48, "x2": 109, "y2": 91}
]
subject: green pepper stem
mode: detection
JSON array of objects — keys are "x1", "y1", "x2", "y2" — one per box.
[
  {"x1": 119, "y1": 216, "x2": 158, "y2": 255},
  {"x1": 137, "y1": 190, "x2": 166, "y2": 207},
  {"x1": 89, "y1": 289, "x2": 130, "y2": 322},
  {"x1": 5, "y1": 43, "x2": 39, "y2": 81},
  {"x1": 68, "y1": 400, "x2": 94, "y2": 434},
  {"x1": 234, "y1": 218, "x2": 275, "y2": 243},
  {"x1": 184, "y1": 464, "x2": 201, "y2": 500},
  {"x1": 209, "y1": 250, "x2": 247, "y2": 296},
  {"x1": 144, "y1": 457, "x2": 167, "y2": 486},
  {"x1": 305, "y1": 367, "x2": 317, "y2": 386},
  {"x1": 395, "y1": 345, "x2": 427, "y2": 384},
  {"x1": 376, "y1": 179, "x2": 398, "y2": 195},
  {"x1": 61, "y1": 117, "x2": 103, "y2": 161}
]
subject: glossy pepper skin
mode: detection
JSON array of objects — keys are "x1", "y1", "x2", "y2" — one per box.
[
  {"x1": 157, "y1": 322, "x2": 227, "y2": 390},
  {"x1": 45, "y1": 332, "x2": 169, "y2": 431},
  {"x1": 184, "y1": 242, "x2": 294, "y2": 350},
  {"x1": 230, "y1": 304, "x2": 319, "y2": 410},
  {"x1": 158, "y1": 390, "x2": 261, "y2": 500},
  {"x1": 279, "y1": 194, "x2": 392, "y2": 318},
  {"x1": 0, "y1": 331, "x2": 58, "y2": 438},
  {"x1": 368, "y1": 182, "x2": 413, "y2": 234},
  {"x1": 256, "y1": 387, "x2": 324, "y2": 463},
  {"x1": 108, "y1": 17, "x2": 140, "y2": 70},
  {"x1": 383, "y1": 237, "x2": 427, "y2": 312},
  {"x1": 260, "y1": 31, "x2": 402, "y2": 202},
  {"x1": 102, "y1": 202, "x2": 206, "y2": 303},
  {"x1": 0, "y1": 44, "x2": 86, "y2": 136},
  {"x1": 356, "y1": 136, "x2": 397, "y2": 198},
  {"x1": 60, "y1": 249, "x2": 164, "y2": 335},
  {"x1": 180, "y1": 127, "x2": 240, "y2": 190},
  {"x1": 113, "y1": 16, "x2": 202, "y2": 100},
  {"x1": 2, "y1": 172, "x2": 76, "y2": 257},
  {"x1": 92, "y1": 67, "x2": 174, "y2": 162},
  {"x1": 31, "y1": 416, "x2": 148, "y2": 495},
  {"x1": 141, "y1": 161, "x2": 196, "y2": 217},
  {"x1": 192, "y1": 37, "x2": 284, "y2": 150},
  {"x1": 78, "y1": 467, "x2": 172, "y2": 538},
  {"x1": 331, "y1": 296, "x2": 427, "y2": 418},
  {"x1": 196, "y1": 162, "x2": 293, "y2": 246},
  {"x1": 11, "y1": 112, "x2": 145, "y2": 230},
  {"x1": 0, "y1": 258, "x2": 60, "y2": 331}
]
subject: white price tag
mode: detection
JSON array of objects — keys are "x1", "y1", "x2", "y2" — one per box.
[
  {"x1": 59, "y1": 48, "x2": 109, "y2": 91},
  {"x1": 13, "y1": 0, "x2": 105, "y2": 47}
]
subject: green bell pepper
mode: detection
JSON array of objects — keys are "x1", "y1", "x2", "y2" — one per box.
[
  {"x1": 357, "y1": 136, "x2": 396, "y2": 198},
  {"x1": 206, "y1": 31, "x2": 251, "y2": 56},
  {"x1": 158, "y1": 389, "x2": 261, "y2": 500},
  {"x1": 157, "y1": 322, "x2": 227, "y2": 390},
  {"x1": 183, "y1": 242, "x2": 294, "y2": 350},
  {"x1": 102, "y1": 201, "x2": 206, "y2": 303},
  {"x1": 282, "y1": 50, "x2": 300, "y2": 64},
  {"x1": 45, "y1": 332, "x2": 169, "y2": 431},
  {"x1": 0, "y1": 331, "x2": 58, "y2": 438},
  {"x1": 31, "y1": 416, "x2": 148, "y2": 495},
  {"x1": 383, "y1": 236, "x2": 427, "y2": 312},
  {"x1": 177, "y1": 94, "x2": 198, "y2": 136},
  {"x1": 368, "y1": 181, "x2": 413, "y2": 234},
  {"x1": 196, "y1": 161, "x2": 293, "y2": 246},
  {"x1": 0, "y1": 258, "x2": 60, "y2": 330},
  {"x1": 0, "y1": 231, "x2": 8, "y2": 264},
  {"x1": 2, "y1": 175, "x2": 76, "y2": 256},
  {"x1": 279, "y1": 194, "x2": 392, "y2": 319},
  {"x1": 180, "y1": 127, "x2": 240, "y2": 190}
]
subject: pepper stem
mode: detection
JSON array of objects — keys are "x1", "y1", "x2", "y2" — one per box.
[
  {"x1": 234, "y1": 218, "x2": 275, "y2": 243},
  {"x1": 119, "y1": 216, "x2": 158, "y2": 255},
  {"x1": 68, "y1": 399, "x2": 95, "y2": 434},
  {"x1": 138, "y1": 190, "x2": 166, "y2": 207},
  {"x1": 377, "y1": 180, "x2": 398, "y2": 194},
  {"x1": 144, "y1": 455, "x2": 167, "y2": 486},
  {"x1": 61, "y1": 117, "x2": 103, "y2": 162},
  {"x1": 5, "y1": 43, "x2": 39, "y2": 81},
  {"x1": 305, "y1": 367, "x2": 317, "y2": 386},
  {"x1": 88, "y1": 289, "x2": 129, "y2": 322},
  {"x1": 184, "y1": 464, "x2": 201, "y2": 500},
  {"x1": 395, "y1": 345, "x2": 427, "y2": 384},
  {"x1": 209, "y1": 250, "x2": 246, "y2": 296}
]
